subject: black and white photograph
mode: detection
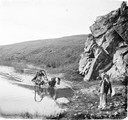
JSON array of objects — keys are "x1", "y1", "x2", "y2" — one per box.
[{"x1": 0, "y1": 0, "x2": 127, "y2": 119}]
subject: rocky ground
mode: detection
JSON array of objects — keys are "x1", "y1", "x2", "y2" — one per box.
[
  {"x1": 0, "y1": 65, "x2": 127, "y2": 119},
  {"x1": 61, "y1": 80, "x2": 127, "y2": 120}
]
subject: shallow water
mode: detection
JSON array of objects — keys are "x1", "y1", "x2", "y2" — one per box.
[
  {"x1": 0, "y1": 66, "x2": 74, "y2": 118},
  {"x1": 0, "y1": 77, "x2": 38, "y2": 114}
]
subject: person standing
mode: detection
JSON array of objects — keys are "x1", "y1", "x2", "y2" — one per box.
[{"x1": 98, "y1": 74, "x2": 112, "y2": 110}]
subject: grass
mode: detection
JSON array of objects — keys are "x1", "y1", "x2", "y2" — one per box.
[{"x1": 0, "y1": 34, "x2": 87, "y2": 69}]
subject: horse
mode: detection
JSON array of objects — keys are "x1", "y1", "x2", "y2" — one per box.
[
  {"x1": 31, "y1": 70, "x2": 61, "y2": 101},
  {"x1": 48, "y1": 77, "x2": 61, "y2": 87}
]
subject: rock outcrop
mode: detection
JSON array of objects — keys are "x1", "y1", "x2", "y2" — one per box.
[{"x1": 79, "y1": 2, "x2": 128, "y2": 81}]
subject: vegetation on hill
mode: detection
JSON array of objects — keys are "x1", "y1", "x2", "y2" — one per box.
[{"x1": 0, "y1": 35, "x2": 87, "y2": 77}]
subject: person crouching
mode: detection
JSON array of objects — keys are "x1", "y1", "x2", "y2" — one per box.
[{"x1": 98, "y1": 74, "x2": 112, "y2": 110}]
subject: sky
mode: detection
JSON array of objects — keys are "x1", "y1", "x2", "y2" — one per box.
[{"x1": 0, "y1": 0, "x2": 125, "y2": 45}]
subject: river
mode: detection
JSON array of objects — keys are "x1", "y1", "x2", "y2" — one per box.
[{"x1": 0, "y1": 66, "x2": 74, "y2": 118}]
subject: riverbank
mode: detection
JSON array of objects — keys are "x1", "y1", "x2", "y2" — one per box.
[{"x1": 0, "y1": 65, "x2": 127, "y2": 119}]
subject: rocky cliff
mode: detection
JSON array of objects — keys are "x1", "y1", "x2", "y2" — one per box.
[{"x1": 79, "y1": 2, "x2": 128, "y2": 81}]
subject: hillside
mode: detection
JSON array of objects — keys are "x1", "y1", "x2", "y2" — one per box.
[{"x1": 0, "y1": 34, "x2": 87, "y2": 73}]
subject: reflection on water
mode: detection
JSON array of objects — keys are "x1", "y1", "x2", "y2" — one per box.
[
  {"x1": 0, "y1": 66, "x2": 74, "y2": 118},
  {"x1": 34, "y1": 85, "x2": 74, "y2": 101},
  {"x1": 0, "y1": 77, "x2": 69, "y2": 117}
]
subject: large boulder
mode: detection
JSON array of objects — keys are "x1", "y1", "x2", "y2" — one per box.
[
  {"x1": 107, "y1": 46, "x2": 128, "y2": 78},
  {"x1": 113, "y1": 1, "x2": 128, "y2": 43},
  {"x1": 79, "y1": 2, "x2": 128, "y2": 81},
  {"x1": 90, "y1": 10, "x2": 119, "y2": 38},
  {"x1": 114, "y1": 22, "x2": 128, "y2": 44},
  {"x1": 79, "y1": 35, "x2": 95, "y2": 75}
]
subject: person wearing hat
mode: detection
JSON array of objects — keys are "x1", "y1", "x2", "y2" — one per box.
[{"x1": 98, "y1": 73, "x2": 112, "y2": 110}]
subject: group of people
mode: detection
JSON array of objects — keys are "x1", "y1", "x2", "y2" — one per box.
[
  {"x1": 32, "y1": 70, "x2": 61, "y2": 100},
  {"x1": 32, "y1": 70, "x2": 61, "y2": 87},
  {"x1": 32, "y1": 70, "x2": 112, "y2": 110}
]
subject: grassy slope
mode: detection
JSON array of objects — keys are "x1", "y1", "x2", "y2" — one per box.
[{"x1": 0, "y1": 34, "x2": 87, "y2": 74}]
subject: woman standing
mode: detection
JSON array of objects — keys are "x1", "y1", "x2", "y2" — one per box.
[{"x1": 98, "y1": 74, "x2": 112, "y2": 110}]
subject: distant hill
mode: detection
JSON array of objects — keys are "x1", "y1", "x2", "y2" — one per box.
[{"x1": 0, "y1": 34, "x2": 87, "y2": 72}]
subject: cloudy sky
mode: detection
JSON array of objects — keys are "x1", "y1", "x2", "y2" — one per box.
[{"x1": 0, "y1": 0, "x2": 124, "y2": 45}]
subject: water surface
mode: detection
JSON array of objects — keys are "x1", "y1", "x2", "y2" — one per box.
[{"x1": 0, "y1": 66, "x2": 74, "y2": 118}]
